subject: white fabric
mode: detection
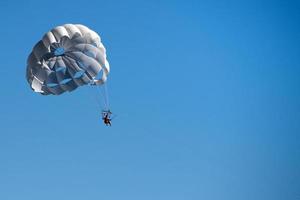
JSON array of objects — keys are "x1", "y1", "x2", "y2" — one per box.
[{"x1": 26, "y1": 24, "x2": 110, "y2": 95}]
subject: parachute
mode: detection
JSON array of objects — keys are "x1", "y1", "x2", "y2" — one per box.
[{"x1": 26, "y1": 24, "x2": 110, "y2": 95}]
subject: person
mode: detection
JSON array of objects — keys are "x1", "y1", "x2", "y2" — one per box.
[{"x1": 102, "y1": 110, "x2": 112, "y2": 126}]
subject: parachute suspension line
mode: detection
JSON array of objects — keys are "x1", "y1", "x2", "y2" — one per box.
[
  {"x1": 88, "y1": 85, "x2": 102, "y2": 110},
  {"x1": 96, "y1": 85, "x2": 106, "y2": 109},
  {"x1": 104, "y1": 82, "x2": 110, "y2": 110},
  {"x1": 95, "y1": 83, "x2": 110, "y2": 111}
]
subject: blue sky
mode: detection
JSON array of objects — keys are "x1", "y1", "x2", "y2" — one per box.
[{"x1": 0, "y1": 0, "x2": 299, "y2": 199}]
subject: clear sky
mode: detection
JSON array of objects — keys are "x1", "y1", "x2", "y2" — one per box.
[{"x1": 0, "y1": 0, "x2": 299, "y2": 199}]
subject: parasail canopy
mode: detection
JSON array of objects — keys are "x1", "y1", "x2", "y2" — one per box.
[{"x1": 26, "y1": 24, "x2": 110, "y2": 95}]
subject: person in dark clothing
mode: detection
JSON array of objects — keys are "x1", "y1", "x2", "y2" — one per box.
[{"x1": 102, "y1": 110, "x2": 112, "y2": 126}]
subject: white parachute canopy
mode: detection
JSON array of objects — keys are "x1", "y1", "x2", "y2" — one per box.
[{"x1": 26, "y1": 24, "x2": 110, "y2": 95}]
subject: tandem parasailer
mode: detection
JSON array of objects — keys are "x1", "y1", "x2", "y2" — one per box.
[{"x1": 26, "y1": 24, "x2": 113, "y2": 126}]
